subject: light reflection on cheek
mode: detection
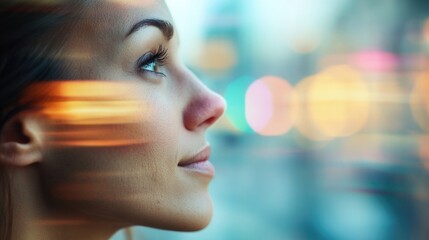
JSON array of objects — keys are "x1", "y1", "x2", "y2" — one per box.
[
  {"x1": 107, "y1": 0, "x2": 158, "y2": 8},
  {"x1": 22, "y1": 80, "x2": 150, "y2": 147}
]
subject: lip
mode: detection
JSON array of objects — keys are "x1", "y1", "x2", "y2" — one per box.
[{"x1": 178, "y1": 145, "x2": 215, "y2": 178}]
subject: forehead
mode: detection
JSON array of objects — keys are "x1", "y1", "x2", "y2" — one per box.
[{"x1": 82, "y1": 0, "x2": 172, "y2": 38}]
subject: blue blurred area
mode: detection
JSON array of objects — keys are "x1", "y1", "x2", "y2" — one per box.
[{"x1": 112, "y1": 0, "x2": 429, "y2": 239}]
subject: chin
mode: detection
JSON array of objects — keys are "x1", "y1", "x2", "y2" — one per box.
[
  {"x1": 179, "y1": 207, "x2": 213, "y2": 232},
  {"x1": 169, "y1": 215, "x2": 213, "y2": 232},
  {"x1": 165, "y1": 203, "x2": 213, "y2": 232},
  {"x1": 149, "y1": 196, "x2": 214, "y2": 232}
]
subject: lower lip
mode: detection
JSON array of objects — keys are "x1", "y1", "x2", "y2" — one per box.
[{"x1": 180, "y1": 161, "x2": 215, "y2": 178}]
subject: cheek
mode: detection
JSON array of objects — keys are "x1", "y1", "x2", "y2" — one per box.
[{"x1": 39, "y1": 98, "x2": 182, "y2": 209}]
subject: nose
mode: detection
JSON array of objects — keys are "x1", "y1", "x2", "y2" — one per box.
[{"x1": 183, "y1": 81, "x2": 226, "y2": 131}]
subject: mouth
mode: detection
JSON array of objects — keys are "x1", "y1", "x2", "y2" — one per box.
[{"x1": 178, "y1": 145, "x2": 215, "y2": 178}]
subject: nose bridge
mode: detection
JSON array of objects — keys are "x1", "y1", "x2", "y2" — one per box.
[{"x1": 182, "y1": 71, "x2": 226, "y2": 131}]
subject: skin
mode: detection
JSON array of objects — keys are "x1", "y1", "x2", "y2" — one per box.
[{"x1": 0, "y1": 0, "x2": 225, "y2": 239}]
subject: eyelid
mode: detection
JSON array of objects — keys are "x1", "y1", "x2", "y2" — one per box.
[
  {"x1": 136, "y1": 45, "x2": 168, "y2": 69},
  {"x1": 136, "y1": 52, "x2": 155, "y2": 68}
]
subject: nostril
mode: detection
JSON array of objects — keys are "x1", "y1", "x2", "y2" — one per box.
[{"x1": 204, "y1": 116, "x2": 217, "y2": 127}]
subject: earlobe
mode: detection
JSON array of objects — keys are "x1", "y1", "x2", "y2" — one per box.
[{"x1": 0, "y1": 113, "x2": 43, "y2": 167}]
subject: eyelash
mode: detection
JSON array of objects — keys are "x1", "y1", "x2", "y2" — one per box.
[{"x1": 136, "y1": 45, "x2": 169, "y2": 77}]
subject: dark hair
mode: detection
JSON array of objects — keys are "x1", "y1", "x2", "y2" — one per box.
[{"x1": 0, "y1": 2, "x2": 84, "y2": 239}]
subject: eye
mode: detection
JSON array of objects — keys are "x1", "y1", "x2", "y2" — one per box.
[
  {"x1": 136, "y1": 45, "x2": 168, "y2": 77},
  {"x1": 140, "y1": 61, "x2": 159, "y2": 72}
]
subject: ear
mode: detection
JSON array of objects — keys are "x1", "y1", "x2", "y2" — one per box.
[{"x1": 0, "y1": 113, "x2": 44, "y2": 167}]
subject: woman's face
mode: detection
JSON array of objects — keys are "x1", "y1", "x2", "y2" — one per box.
[{"x1": 37, "y1": 0, "x2": 225, "y2": 231}]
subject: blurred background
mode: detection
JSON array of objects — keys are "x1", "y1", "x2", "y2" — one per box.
[{"x1": 112, "y1": 0, "x2": 429, "y2": 239}]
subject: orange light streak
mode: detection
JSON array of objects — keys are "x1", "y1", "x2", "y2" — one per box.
[{"x1": 22, "y1": 81, "x2": 150, "y2": 147}]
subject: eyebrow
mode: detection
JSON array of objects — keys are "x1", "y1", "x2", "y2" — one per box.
[{"x1": 126, "y1": 18, "x2": 174, "y2": 40}]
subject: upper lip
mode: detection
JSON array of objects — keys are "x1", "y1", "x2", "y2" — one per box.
[{"x1": 178, "y1": 145, "x2": 211, "y2": 167}]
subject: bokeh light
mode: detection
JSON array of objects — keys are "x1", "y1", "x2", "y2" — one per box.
[
  {"x1": 245, "y1": 80, "x2": 272, "y2": 133},
  {"x1": 293, "y1": 74, "x2": 329, "y2": 141},
  {"x1": 351, "y1": 50, "x2": 399, "y2": 72},
  {"x1": 294, "y1": 65, "x2": 370, "y2": 140},
  {"x1": 423, "y1": 18, "x2": 429, "y2": 43},
  {"x1": 410, "y1": 71, "x2": 429, "y2": 132},
  {"x1": 225, "y1": 76, "x2": 254, "y2": 133},
  {"x1": 366, "y1": 73, "x2": 406, "y2": 132},
  {"x1": 191, "y1": 38, "x2": 238, "y2": 73},
  {"x1": 245, "y1": 76, "x2": 294, "y2": 136}
]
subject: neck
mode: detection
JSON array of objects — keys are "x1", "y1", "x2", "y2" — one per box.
[{"x1": 8, "y1": 166, "x2": 122, "y2": 240}]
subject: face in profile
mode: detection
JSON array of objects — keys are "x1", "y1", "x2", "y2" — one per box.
[{"x1": 23, "y1": 0, "x2": 225, "y2": 232}]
